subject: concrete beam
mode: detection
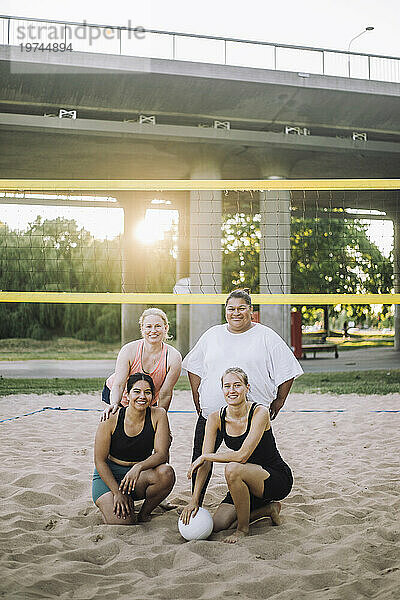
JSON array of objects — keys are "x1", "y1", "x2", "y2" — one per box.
[
  {"x1": 1, "y1": 112, "x2": 400, "y2": 156},
  {"x1": 2, "y1": 45, "x2": 400, "y2": 99},
  {"x1": 0, "y1": 196, "x2": 118, "y2": 208}
]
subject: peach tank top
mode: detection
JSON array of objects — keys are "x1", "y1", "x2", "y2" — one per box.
[{"x1": 106, "y1": 341, "x2": 168, "y2": 406}]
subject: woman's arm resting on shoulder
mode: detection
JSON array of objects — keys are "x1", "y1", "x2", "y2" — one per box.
[
  {"x1": 187, "y1": 371, "x2": 201, "y2": 415},
  {"x1": 158, "y1": 348, "x2": 182, "y2": 411},
  {"x1": 101, "y1": 345, "x2": 132, "y2": 422},
  {"x1": 269, "y1": 378, "x2": 294, "y2": 420}
]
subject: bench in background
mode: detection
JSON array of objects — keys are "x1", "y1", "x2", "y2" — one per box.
[{"x1": 302, "y1": 343, "x2": 339, "y2": 359}]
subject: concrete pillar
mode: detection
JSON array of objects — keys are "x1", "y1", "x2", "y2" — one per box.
[
  {"x1": 189, "y1": 151, "x2": 223, "y2": 346},
  {"x1": 394, "y1": 216, "x2": 400, "y2": 351},
  {"x1": 249, "y1": 150, "x2": 298, "y2": 344},
  {"x1": 176, "y1": 193, "x2": 190, "y2": 357},
  {"x1": 259, "y1": 188, "x2": 291, "y2": 343},
  {"x1": 119, "y1": 193, "x2": 148, "y2": 345}
]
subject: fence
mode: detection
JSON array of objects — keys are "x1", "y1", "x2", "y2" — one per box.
[{"x1": 1, "y1": 15, "x2": 400, "y2": 83}]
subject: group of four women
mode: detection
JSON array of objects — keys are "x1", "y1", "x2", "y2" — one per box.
[{"x1": 93, "y1": 292, "x2": 298, "y2": 543}]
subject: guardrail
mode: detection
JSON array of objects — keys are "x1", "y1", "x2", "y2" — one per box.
[{"x1": 1, "y1": 14, "x2": 400, "y2": 83}]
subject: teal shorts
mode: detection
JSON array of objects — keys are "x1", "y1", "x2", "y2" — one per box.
[{"x1": 92, "y1": 459, "x2": 136, "y2": 503}]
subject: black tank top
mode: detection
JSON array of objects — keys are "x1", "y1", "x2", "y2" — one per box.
[
  {"x1": 219, "y1": 402, "x2": 285, "y2": 470},
  {"x1": 109, "y1": 407, "x2": 155, "y2": 462}
]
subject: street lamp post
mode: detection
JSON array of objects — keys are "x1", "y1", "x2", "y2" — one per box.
[{"x1": 347, "y1": 26, "x2": 374, "y2": 77}]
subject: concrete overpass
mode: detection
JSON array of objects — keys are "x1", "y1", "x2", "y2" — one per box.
[{"x1": 0, "y1": 20, "x2": 399, "y2": 352}]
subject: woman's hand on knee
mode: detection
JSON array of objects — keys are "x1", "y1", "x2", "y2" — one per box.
[
  {"x1": 113, "y1": 491, "x2": 133, "y2": 519},
  {"x1": 119, "y1": 464, "x2": 142, "y2": 495},
  {"x1": 180, "y1": 500, "x2": 199, "y2": 525}
]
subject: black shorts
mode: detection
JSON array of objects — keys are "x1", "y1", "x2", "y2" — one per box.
[
  {"x1": 221, "y1": 463, "x2": 293, "y2": 511},
  {"x1": 102, "y1": 381, "x2": 111, "y2": 404}
]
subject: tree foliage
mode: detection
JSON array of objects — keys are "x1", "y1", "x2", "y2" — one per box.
[
  {"x1": 0, "y1": 209, "x2": 394, "y2": 340},
  {"x1": 291, "y1": 215, "x2": 393, "y2": 324},
  {"x1": 0, "y1": 217, "x2": 122, "y2": 340},
  {"x1": 0, "y1": 216, "x2": 178, "y2": 341},
  {"x1": 221, "y1": 210, "x2": 393, "y2": 324},
  {"x1": 222, "y1": 213, "x2": 260, "y2": 293},
  {"x1": 291, "y1": 216, "x2": 392, "y2": 295}
]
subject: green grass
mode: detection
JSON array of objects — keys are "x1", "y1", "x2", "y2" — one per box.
[
  {"x1": 0, "y1": 377, "x2": 106, "y2": 396},
  {"x1": 174, "y1": 376, "x2": 191, "y2": 391},
  {"x1": 0, "y1": 375, "x2": 190, "y2": 397},
  {"x1": 1, "y1": 372, "x2": 399, "y2": 397},
  {"x1": 0, "y1": 336, "x2": 393, "y2": 361},
  {"x1": 292, "y1": 370, "x2": 400, "y2": 395},
  {"x1": 0, "y1": 338, "x2": 121, "y2": 360}
]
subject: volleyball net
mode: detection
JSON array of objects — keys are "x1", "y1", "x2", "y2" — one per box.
[{"x1": 0, "y1": 178, "x2": 399, "y2": 339}]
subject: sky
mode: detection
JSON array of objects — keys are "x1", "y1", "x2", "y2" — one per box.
[
  {"x1": 1, "y1": 0, "x2": 399, "y2": 56},
  {"x1": 0, "y1": 0, "x2": 398, "y2": 252}
]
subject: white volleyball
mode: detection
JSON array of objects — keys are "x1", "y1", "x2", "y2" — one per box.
[{"x1": 178, "y1": 507, "x2": 214, "y2": 541}]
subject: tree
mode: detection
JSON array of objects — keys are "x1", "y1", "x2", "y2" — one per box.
[
  {"x1": 220, "y1": 209, "x2": 393, "y2": 327},
  {"x1": 0, "y1": 216, "x2": 180, "y2": 341},
  {"x1": 222, "y1": 213, "x2": 260, "y2": 293},
  {"x1": 0, "y1": 217, "x2": 122, "y2": 340}
]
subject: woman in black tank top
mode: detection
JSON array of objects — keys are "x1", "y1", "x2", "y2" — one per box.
[
  {"x1": 92, "y1": 372, "x2": 175, "y2": 525},
  {"x1": 180, "y1": 367, "x2": 292, "y2": 544}
]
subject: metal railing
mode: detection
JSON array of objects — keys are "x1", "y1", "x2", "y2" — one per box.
[{"x1": 1, "y1": 14, "x2": 400, "y2": 83}]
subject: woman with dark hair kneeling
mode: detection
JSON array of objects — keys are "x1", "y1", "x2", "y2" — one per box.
[
  {"x1": 93, "y1": 373, "x2": 175, "y2": 524},
  {"x1": 181, "y1": 367, "x2": 293, "y2": 543}
]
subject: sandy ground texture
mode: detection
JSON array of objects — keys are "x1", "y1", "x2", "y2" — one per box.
[{"x1": 0, "y1": 390, "x2": 399, "y2": 600}]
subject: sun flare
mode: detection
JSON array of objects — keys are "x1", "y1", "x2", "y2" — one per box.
[{"x1": 134, "y1": 209, "x2": 178, "y2": 245}]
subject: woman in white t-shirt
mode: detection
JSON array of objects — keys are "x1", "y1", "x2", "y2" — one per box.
[{"x1": 182, "y1": 288, "x2": 302, "y2": 502}]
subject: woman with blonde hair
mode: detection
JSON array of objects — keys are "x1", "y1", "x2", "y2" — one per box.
[
  {"x1": 180, "y1": 367, "x2": 293, "y2": 543},
  {"x1": 101, "y1": 308, "x2": 182, "y2": 417}
]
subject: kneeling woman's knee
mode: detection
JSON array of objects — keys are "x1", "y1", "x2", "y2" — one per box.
[
  {"x1": 224, "y1": 462, "x2": 242, "y2": 482},
  {"x1": 157, "y1": 464, "x2": 176, "y2": 486}
]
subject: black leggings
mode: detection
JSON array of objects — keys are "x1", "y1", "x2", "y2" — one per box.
[
  {"x1": 102, "y1": 381, "x2": 111, "y2": 404},
  {"x1": 191, "y1": 414, "x2": 223, "y2": 505}
]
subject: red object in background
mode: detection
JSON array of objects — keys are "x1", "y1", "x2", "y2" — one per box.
[
  {"x1": 291, "y1": 311, "x2": 302, "y2": 358},
  {"x1": 251, "y1": 311, "x2": 260, "y2": 323}
]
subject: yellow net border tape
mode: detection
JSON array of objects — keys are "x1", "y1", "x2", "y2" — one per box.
[
  {"x1": 0, "y1": 293, "x2": 399, "y2": 305},
  {"x1": 1, "y1": 179, "x2": 400, "y2": 191}
]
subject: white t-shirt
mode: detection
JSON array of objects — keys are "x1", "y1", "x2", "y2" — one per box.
[{"x1": 182, "y1": 323, "x2": 303, "y2": 418}]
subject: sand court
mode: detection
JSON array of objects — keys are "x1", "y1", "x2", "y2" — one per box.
[{"x1": 0, "y1": 390, "x2": 399, "y2": 599}]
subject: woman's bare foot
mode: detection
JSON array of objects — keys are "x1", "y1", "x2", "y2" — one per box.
[
  {"x1": 269, "y1": 501, "x2": 282, "y2": 526},
  {"x1": 137, "y1": 512, "x2": 152, "y2": 523},
  {"x1": 247, "y1": 501, "x2": 282, "y2": 526},
  {"x1": 159, "y1": 500, "x2": 177, "y2": 511},
  {"x1": 223, "y1": 529, "x2": 248, "y2": 544}
]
